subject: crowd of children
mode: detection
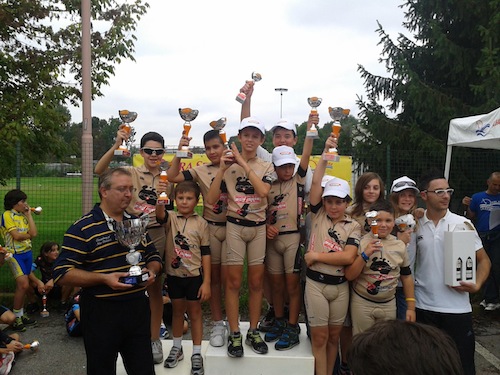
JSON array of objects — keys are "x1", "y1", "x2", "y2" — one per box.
[{"x1": 0, "y1": 81, "x2": 489, "y2": 375}]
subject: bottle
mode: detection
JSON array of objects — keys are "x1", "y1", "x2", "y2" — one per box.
[
  {"x1": 466, "y1": 256, "x2": 473, "y2": 280},
  {"x1": 30, "y1": 206, "x2": 43, "y2": 215},
  {"x1": 456, "y1": 257, "x2": 463, "y2": 281}
]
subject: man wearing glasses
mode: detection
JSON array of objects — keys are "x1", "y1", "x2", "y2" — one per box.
[
  {"x1": 54, "y1": 168, "x2": 162, "y2": 375},
  {"x1": 95, "y1": 131, "x2": 172, "y2": 364},
  {"x1": 415, "y1": 171, "x2": 491, "y2": 375}
]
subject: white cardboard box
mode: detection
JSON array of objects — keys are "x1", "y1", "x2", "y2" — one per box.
[{"x1": 444, "y1": 224, "x2": 476, "y2": 286}]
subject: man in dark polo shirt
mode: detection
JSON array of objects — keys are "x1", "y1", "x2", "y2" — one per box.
[{"x1": 54, "y1": 168, "x2": 162, "y2": 375}]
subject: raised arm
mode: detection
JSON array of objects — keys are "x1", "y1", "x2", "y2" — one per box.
[
  {"x1": 240, "y1": 80, "x2": 254, "y2": 121},
  {"x1": 94, "y1": 128, "x2": 129, "y2": 175},
  {"x1": 309, "y1": 135, "x2": 337, "y2": 206},
  {"x1": 299, "y1": 113, "x2": 316, "y2": 172},
  {"x1": 167, "y1": 135, "x2": 191, "y2": 183}
]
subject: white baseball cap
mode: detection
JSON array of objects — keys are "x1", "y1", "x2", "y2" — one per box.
[
  {"x1": 322, "y1": 177, "x2": 350, "y2": 199},
  {"x1": 239, "y1": 117, "x2": 266, "y2": 135},
  {"x1": 270, "y1": 118, "x2": 297, "y2": 136},
  {"x1": 390, "y1": 176, "x2": 419, "y2": 193},
  {"x1": 321, "y1": 175, "x2": 334, "y2": 187},
  {"x1": 272, "y1": 146, "x2": 298, "y2": 167}
]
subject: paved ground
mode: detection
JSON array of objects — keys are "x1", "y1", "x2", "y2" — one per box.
[{"x1": 4, "y1": 302, "x2": 500, "y2": 375}]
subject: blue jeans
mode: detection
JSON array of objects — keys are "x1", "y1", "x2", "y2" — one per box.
[
  {"x1": 480, "y1": 231, "x2": 500, "y2": 304},
  {"x1": 395, "y1": 287, "x2": 407, "y2": 320}
]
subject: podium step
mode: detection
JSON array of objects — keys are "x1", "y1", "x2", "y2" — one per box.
[{"x1": 117, "y1": 322, "x2": 314, "y2": 375}]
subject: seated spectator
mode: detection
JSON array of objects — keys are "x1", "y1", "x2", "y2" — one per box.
[
  {"x1": 64, "y1": 290, "x2": 82, "y2": 337},
  {"x1": 347, "y1": 320, "x2": 463, "y2": 375}
]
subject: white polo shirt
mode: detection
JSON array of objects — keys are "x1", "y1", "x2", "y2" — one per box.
[{"x1": 415, "y1": 210, "x2": 483, "y2": 314}]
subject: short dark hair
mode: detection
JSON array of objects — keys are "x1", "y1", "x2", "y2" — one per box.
[
  {"x1": 203, "y1": 129, "x2": 223, "y2": 145},
  {"x1": 174, "y1": 180, "x2": 201, "y2": 201},
  {"x1": 140, "y1": 132, "x2": 164, "y2": 148},
  {"x1": 347, "y1": 320, "x2": 463, "y2": 375},
  {"x1": 369, "y1": 200, "x2": 394, "y2": 215},
  {"x1": 418, "y1": 169, "x2": 445, "y2": 191},
  {"x1": 98, "y1": 167, "x2": 132, "y2": 198},
  {"x1": 4, "y1": 189, "x2": 27, "y2": 210}
]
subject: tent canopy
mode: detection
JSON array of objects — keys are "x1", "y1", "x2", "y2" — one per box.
[{"x1": 445, "y1": 107, "x2": 500, "y2": 178}]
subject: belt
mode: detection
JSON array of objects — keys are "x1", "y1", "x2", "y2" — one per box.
[
  {"x1": 227, "y1": 216, "x2": 266, "y2": 227},
  {"x1": 206, "y1": 220, "x2": 227, "y2": 227},
  {"x1": 306, "y1": 268, "x2": 346, "y2": 285}
]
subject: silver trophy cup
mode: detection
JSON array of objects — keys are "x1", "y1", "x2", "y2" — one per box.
[
  {"x1": 115, "y1": 217, "x2": 150, "y2": 285},
  {"x1": 306, "y1": 97, "x2": 322, "y2": 139},
  {"x1": 176, "y1": 108, "x2": 199, "y2": 159},
  {"x1": 114, "y1": 110, "x2": 137, "y2": 157},
  {"x1": 235, "y1": 72, "x2": 262, "y2": 104}
]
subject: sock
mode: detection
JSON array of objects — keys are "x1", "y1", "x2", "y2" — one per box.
[
  {"x1": 214, "y1": 320, "x2": 224, "y2": 326},
  {"x1": 193, "y1": 345, "x2": 201, "y2": 355},
  {"x1": 13, "y1": 309, "x2": 22, "y2": 318},
  {"x1": 173, "y1": 337, "x2": 182, "y2": 349},
  {"x1": 231, "y1": 331, "x2": 241, "y2": 337}
]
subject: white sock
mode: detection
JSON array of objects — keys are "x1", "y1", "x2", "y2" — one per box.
[
  {"x1": 173, "y1": 337, "x2": 182, "y2": 349},
  {"x1": 193, "y1": 345, "x2": 201, "y2": 355}
]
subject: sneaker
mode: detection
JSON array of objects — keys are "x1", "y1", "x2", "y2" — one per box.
[
  {"x1": 151, "y1": 339, "x2": 163, "y2": 364},
  {"x1": 0, "y1": 352, "x2": 15, "y2": 375},
  {"x1": 484, "y1": 302, "x2": 500, "y2": 311},
  {"x1": 164, "y1": 346, "x2": 184, "y2": 368},
  {"x1": 160, "y1": 323, "x2": 170, "y2": 339},
  {"x1": 245, "y1": 329, "x2": 268, "y2": 355},
  {"x1": 258, "y1": 306, "x2": 275, "y2": 332},
  {"x1": 480, "y1": 299, "x2": 487, "y2": 308},
  {"x1": 21, "y1": 315, "x2": 36, "y2": 326},
  {"x1": 227, "y1": 332, "x2": 243, "y2": 358},
  {"x1": 275, "y1": 324, "x2": 300, "y2": 351},
  {"x1": 191, "y1": 353, "x2": 204, "y2": 375},
  {"x1": 209, "y1": 321, "x2": 226, "y2": 347},
  {"x1": 11, "y1": 317, "x2": 26, "y2": 332},
  {"x1": 338, "y1": 362, "x2": 353, "y2": 375},
  {"x1": 264, "y1": 318, "x2": 286, "y2": 342}
]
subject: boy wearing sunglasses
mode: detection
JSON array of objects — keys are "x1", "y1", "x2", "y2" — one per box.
[{"x1": 95, "y1": 130, "x2": 172, "y2": 364}]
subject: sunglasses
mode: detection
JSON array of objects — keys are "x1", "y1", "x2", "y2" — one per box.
[
  {"x1": 393, "y1": 181, "x2": 417, "y2": 189},
  {"x1": 142, "y1": 148, "x2": 165, "y2": 155},
  {"x1": 424, "y1": 188, "x2": 454, "y2": 197}
]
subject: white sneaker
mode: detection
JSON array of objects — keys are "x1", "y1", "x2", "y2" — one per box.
[
  {"x1": 480, "y1": 299, "x2": 487, "y2": 308},
  {"x1": 0, "y1": 352, "x2": 14, "y2": 375},
  {"x1": 152, "y1": 339, "x2": 163, "y2": 364},
  {"x1": 209, "y1": 321, "x2": 226, "y2": 347},
  {"x1": 484, "y1": 302, "x2": 500, "y2": 311}
]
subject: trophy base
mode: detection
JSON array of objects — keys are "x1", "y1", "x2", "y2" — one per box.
[
  {"x1": 176, "y1": 150, "x2": 193, "y2": 159},
  {"x1": 322, "y1": 153, "x2": 340, "y2": 162},
  {"x1": 235, "y1": 92, "x2": 247, "y2": 104},
  {"x1": 114, "y1": 149, "x2": 131, "y2": 157},
  {"x1": 157, "y1": 198, "x2": 170, "y2": 206},
  {"x1": 306, "y1": 131, "x2": 320, "y2": 139},
  {"x1": 40, "y1": 310, "x2": 50, "y2": 318},
  {"x1": 119, "y1": 271, "x2": 149, "y2": 285}
]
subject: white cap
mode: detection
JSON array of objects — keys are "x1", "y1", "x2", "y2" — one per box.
[
  {"x1": 321, "y1": 175, "x2": 334, "y2": 187},
  {"x1": 390, "y1": 176, "x2": 419, "y2": 193},
  {"x1": 322, "y1": 177, "x2": 350, "y2": 199},
  {"x1": 239, "y1": 117, "x2": 266, "y2": 135},
  {"x1": 270, "y1": 118, "x2": 297, "y2": 136},
  {"x1": 272, "y1": 146, "x2": 298, "y2": 167}
]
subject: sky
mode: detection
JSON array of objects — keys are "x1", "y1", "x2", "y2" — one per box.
[{"x1": 69, "y1": 0, "x2": 410, "y2": 149}]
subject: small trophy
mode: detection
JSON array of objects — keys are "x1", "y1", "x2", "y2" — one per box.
[
  {"x1": 30, "y1": 206, "x2": 43, "y2": 215},
  {"x1": 40, "y1": 294, "x2": 49, "y2": 317},
  {"x1": 235, "y1": 72, "x2": 262, "y2": 104},
  {"x1": 115, "y1": 217, "x2": 150, "y2": 285},
  {"x1": 210, "y1": 117, "x2": 229, "y2": 148},
  {"x1": 24, "y1": 340, "x2": 40, "y2": 352},
  {"x1": 157, "y1": 169, "x2": 170, "y2": 206},
  {"x1": 114, "y1": 110, "x2": 137, "y2": 157},
  {"x1": 306, "y1": 97, "x2": 322, "y2": 139},
  {"x1": 323, "y1": 107, "x2": 350, "y2": 161},
  {"x1": 176, "y1": 108, "x2": 199, "y2": 159},
  {"x1": 366, "y1": 210, "x2": 383, "y2": 257}
]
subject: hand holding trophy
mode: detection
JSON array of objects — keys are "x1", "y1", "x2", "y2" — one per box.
[
  {"x1": 114, "y1": 110, "x2": 137, "y2": 157},
  {"x1": 306, "y1": 97, "x2": 322, "y2": 139},
  {"x1": 235, "y1": 72, "x2": 262, "y2": 104},
  {"x1": 366, "y1": 210, "x2": 383, "y2": 257},
  {"x1": 157, "y1": 165, "x2": 170, "y2": 206},
  {"x1": 323, "y1": 106, "x2": 350, "y2": 161},
  {"x1": 176, "y1": 108, "x2": 198, "y2": 159}
]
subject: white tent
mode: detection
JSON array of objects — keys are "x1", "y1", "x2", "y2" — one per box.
[{"x1": 444, "y1": 107, "x2": 500, "y2": 179}]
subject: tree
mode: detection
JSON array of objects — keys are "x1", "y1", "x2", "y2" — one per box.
[
  {"x1": 0, "y1": 0, "x2": 149, "y2": 183},
  {"x1": 354, "y1": 0, "x2": 500, "y2": 194}
]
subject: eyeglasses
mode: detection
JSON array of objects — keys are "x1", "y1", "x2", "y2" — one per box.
[
  {"x1": 110, "y1": 186, "x2": 136, "y2": 194},
  {"x1": 423, "y1": 188, "x2": 454, "y2": 196},
  {"x1": 142, "y1": 148, "x2": 165, "y2": 155},
  {"x1": 393, "y1": 181, "x2": 417, "y2": 189}
]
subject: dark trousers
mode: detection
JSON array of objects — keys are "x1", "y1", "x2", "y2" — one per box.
[
  {"x1": 80, "y1": 293, "x2": 154, "y2": 375},
  {"x1": 480, "y1": 231, "x2": 500, "y2": 303},
  {"x1": 416, "y1": 308, "x2": 475, "y2": 375}
]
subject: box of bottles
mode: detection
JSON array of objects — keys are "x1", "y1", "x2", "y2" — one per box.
[{"x1": 444, "y1": 224, "x2": 476, "y2": 286}]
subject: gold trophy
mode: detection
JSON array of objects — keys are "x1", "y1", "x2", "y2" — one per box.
[
  {"x1": 306, "y1": 97, "x2": 322, "y2": 139},
  {"x1": 176, "y1": 108, "x2": 199, "y2": 159},
  {"x1": 210, "y1": 117, "x2": 229, "y2": 148},
  {"x1": 235, "y1": 72, "x2": 262, "y2": 104},
  {"x1": 157, "y1": 168, "x2": 170, "y2": 206},
  {"x1": 323, "y1": 107, "x2": 350, "y2": 161},
  {"x1": 366, "y1": 210, "x2": 383, "y2": 257},
  {"x1": 114, "y1": 110, "x2": 137, "y2": 157}
]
